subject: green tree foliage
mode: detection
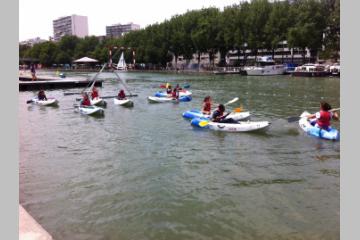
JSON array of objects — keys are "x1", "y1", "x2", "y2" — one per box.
[{"x1": 19, "y1": 0, "x2": 339, "y2": 67}]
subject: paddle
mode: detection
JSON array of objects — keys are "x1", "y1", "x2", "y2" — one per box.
[
  {"x1": 26, "y1": 99, "x2": 34, "y2": 104},
  {"x1": 113, "y1": 71, "x2": 133, "y2": 96},
  {"x1": 75, "y1": 94, "x2": 138, "y2": 101},
  {"x1": 63, "y1": 63, "x2": 107, "y2": 96},
  {"x1": 160, "y1": 83, "x2": 190, "y2": 89},
  {"x1": 287, "y1": 108, "x2": 340, "y2": 123}
]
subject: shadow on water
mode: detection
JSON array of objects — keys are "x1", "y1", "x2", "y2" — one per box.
[{"x1": 229, "y1": 178, "x2": 304, "y2": 188}]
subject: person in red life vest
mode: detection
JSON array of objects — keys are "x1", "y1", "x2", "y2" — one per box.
[
  {"x1": 118, "y1": 89, "x2": 126, "y2": 100},
  {"x1": 81, "y1": 93, "x2": 91, "y2": 106},
  {"x1": 174, "y1": 84, "x2": 182, "y2": 91},
  {"x1": 171, "y1": 88, "x2": 179, "y2": 100},
  {"x1": 202, "y1": 96, "x2": 212, "y2": 115},
  {"x1": 307, "y1": 101, "x2": 339, "y2": 130},
  {"x1": 91, "y1": 87, "x2": 99, "y2": 99}
]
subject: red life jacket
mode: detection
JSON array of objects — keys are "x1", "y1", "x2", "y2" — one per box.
[
  {"x1": 317, "y1": 110, "x2": 331, "y2": 129},
  {"x1": 172, "y1": 91, "x2": 177, "y2": 98},
  {"x1": 91, "y1": 90, "x2": 99, "y2": 99},
  {"x1": 203, "y1": 102, "x2": 211, "y2": 112},
  {"x1": 118, "y1": 91, "x2": 126, "y2": 99},
  {"x1": 82, "y1": 98, "x2": 91, "y2": 106}
]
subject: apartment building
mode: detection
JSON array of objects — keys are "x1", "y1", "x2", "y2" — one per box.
[{"x1": 53, "y1": 15, "x2": 89, "y2": 41}]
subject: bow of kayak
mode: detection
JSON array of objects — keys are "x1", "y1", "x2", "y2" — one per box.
[
  {"x1": 113, "y1": 98, "x2": 134, "y2": 107},
  {"x1": 77, "y1": 105, "x2": 104, "y2": 116},
  {"x1": 155, "y1": 90, "x2": 192, "y2": 98},
  {"x1": 32, "y1": 98, "x2": 58, "y2": 106}
]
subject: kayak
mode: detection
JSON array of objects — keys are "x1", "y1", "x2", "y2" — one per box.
[
  {"x1": 155, "y1": 90, "x2": 192, "y2": 98},
  {"x1": 31, "y1": 98, "x2": 58, "y2": 106},
  {"x1": 113, "y1": 98, "x2": 134, "y2": 107},
  {"x1": 299, "y1": 111, "x2": 339, "y2": 140},
  {"x1": 148, "y1": 95, "x2": 192, "y2": 103},
  {"x1": 191, "y1": 118, "x2": 270, "y2": 132},
  {"x1": 78, "y1": 105, "x2": 104, "y2": 115},
  {"x1": 182, "y1": 109, "x2": 250, "y2": 121},
  {"x1": 90, "y1": 97, "x2": 105, "y2": 106}
]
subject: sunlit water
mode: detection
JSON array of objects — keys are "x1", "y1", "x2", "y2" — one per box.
[{"x1": 19, "y1": 71, "x2": 340, "y2": 240}]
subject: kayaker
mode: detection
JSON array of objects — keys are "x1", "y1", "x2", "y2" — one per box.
[
  {"x1": 202, "y1": 96, "x2": 212, "y2": 115},
  {"x1": 174, "y1": 84, "x2": 182, "y2": 91},
  {"x1": 30, "y1": 63, "x2": 37, "y2": 81},
  {"x1": 81, "y1": 94, "x2": 91, "y2": 106},
  {"x1": 211, "y1": 104, "x2": 237, "y2": 123},
  {"x1": 166, "y1": 85, "x2": 172, "y2": 94},
  {"x1": 91, "y1": 87, "x2": 99, "y2": 99},
  {"x1": 171, "y1": 88, "x2": 179, "y2": 100},
  {"x1": 307, "y1": 101, "x2": 339, "y2": 130},
  {"x1": 37, "y1": 90, "x2": 47, "y2": 100},
  {"x1": 118, "y1": 89, "x2": 126, "y2": 100}
]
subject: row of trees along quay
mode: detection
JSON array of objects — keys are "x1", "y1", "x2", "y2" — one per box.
[{"x1": 19, "y1": 0, "x2": 339, "y2": 70}]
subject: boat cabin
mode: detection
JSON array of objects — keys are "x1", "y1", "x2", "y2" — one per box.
[{"x1": 295, "y1": 64, "x2": 326, "y2": 72}]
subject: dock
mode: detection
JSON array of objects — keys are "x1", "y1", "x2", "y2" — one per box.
[
  {"x1": 19, "y1": 205, "x2": 53, "y2": 240},
  {"x1": 19, "y1": 75, "x2": 103, "y2": 91}
]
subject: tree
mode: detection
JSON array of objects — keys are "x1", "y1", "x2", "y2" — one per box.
[
  {"x1": 246, "y1": 0, "x2": 272, "y2": 61},
  {"x1": 287, "y1": 0, "x2": 327, "y2": 63},
  {"x1": 264, "y1": 1, "x2": 292, "y2": 61}
]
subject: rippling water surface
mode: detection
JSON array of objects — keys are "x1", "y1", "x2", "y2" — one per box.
[{"x1": 19, "y1": 72, "x2": 340, "y2": 240}]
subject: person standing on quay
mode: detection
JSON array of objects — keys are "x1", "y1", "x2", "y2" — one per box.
[{"x1": 30, "y1": 63, "x2": 37, "y2": 81}]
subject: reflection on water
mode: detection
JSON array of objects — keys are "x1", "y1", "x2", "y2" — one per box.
[{"x1": 19, "y1": 72, "x2": 339, "y2": 240}]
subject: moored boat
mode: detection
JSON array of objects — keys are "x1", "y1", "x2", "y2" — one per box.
[
  {"x1": 244, "y1": 56, "x2": 285, "y2": 76},
  {"x1": 292, "y1": 64, "x2": 330, "y2": 77}
]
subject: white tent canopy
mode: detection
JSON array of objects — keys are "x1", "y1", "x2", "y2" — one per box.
[{"x1": 73, "y1": 57, "x2": 99, "y2": 63}]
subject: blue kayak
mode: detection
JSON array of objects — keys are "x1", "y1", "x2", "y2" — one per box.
[
  {"x1": 183, "y1": 109, "x2": 251, "y2": 121},
  {"x1": 148, "y1": 95, "x2": 192, "y2": 103},
  {"x1": 299, "y1": 111, "x2": 339, "y2": 140},
  {"x1": 154, "y1": 90, "x2": 192, "y2": 98}
]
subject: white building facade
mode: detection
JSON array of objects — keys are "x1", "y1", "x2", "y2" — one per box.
[
  {"x1": 106, "y1": 23, "x2": 140, "y2": 38},
  {"x1": 53, "y1": 15, "x2": 89, "y2": 41}
]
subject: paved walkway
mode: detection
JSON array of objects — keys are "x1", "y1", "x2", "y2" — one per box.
[{"x1": 19, "y1": 205, "x2": 53, "y2": 240}]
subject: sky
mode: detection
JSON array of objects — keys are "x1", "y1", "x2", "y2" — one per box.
[{"x1": 19, "y1": 0, "x2": 242, "y2": 41}]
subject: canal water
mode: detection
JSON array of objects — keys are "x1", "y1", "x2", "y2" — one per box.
[{"x1": 19, "y1": 72, "x2": 340, "y2": 240}]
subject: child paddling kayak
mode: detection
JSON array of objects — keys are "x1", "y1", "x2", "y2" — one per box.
[{"x1": 306, "y1": 101, "x2": 339, "y2": 130}]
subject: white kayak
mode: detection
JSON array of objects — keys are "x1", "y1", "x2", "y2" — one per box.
[
  {"x1": 31, "y1": 98, "x2": 58, "y2": 106},
  {"x1": 208, "y1": 121, "x2": 270, "y2": 132},
  {"x1": 148, "y1": 95, "x2": 192, "y2": 103},
  {"x1": 90, "y1": 97, "x2": 105, "y2": 106},
  {"x1": 191, "y1": 118, "x2": 270, "y2": 132},
  {"x1": 78, "y1": 105, "x2": 104, "y2": 115},
  {"x1": 182, "y1": 109, "x2": 250, "y2": 121},
  {"x1": 113, "y1": 98, "x2": 134, "y2": 107}
]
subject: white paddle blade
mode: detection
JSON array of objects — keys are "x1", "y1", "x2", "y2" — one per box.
[{"x1": 224, "y1": 97, "x2": 239, "y2": 106}]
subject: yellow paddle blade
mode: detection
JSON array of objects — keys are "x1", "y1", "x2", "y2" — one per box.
[
  {"x1": 199, "y1": 120, "x2": 209, "y2": 127},
  {"x1": 234, "y1": 108, "x2": 242, "y2": 112}
]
